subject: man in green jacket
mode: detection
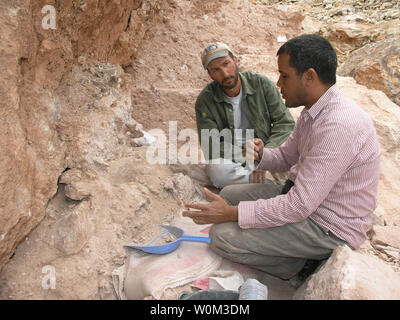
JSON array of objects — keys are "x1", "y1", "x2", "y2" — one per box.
[{"x1": 196, "y1": 42, "x2": 295, "y2": 188}]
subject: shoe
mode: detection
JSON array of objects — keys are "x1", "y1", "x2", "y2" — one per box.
[{"x1": 289, "y1": 259, "x2": 323, "y2": 289}]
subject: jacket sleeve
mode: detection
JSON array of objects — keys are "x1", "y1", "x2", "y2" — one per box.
[
  {"x1": 195, "y1": 96, "x2": 245, "y2": 162},
  {"x1": 261, "y1": 77, "x2": 295, "y2": 148}
]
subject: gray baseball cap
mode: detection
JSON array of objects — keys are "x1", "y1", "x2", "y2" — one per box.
[{"x1": 201, "y1": 42, "x2": 233, "y2": 70}]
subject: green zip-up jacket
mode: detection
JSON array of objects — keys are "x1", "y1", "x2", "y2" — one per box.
[{"x1": 195, "y1": 71, "x2": 295, "y2": 162}]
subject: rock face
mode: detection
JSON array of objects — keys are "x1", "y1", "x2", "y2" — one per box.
[
  {"x1": 256, "y1": 0, "x2": 400, "y2": 63},
  {"x1": 293, "y1": 245, "x2": 400, "y2": 300},
  {"x1": 0, "y1": 0, "x2": 62, "y2": 275},
  {"x1": 338, "y1": 38, "x2": 400, "y2": 106},
  {"x1": 0, "y1": 0, "x2": 163, "y2": 272}
]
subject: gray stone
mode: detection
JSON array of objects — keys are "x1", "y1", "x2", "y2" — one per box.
[
  {"x1": 372, "y1": 225, "x2": 400, "y2": 249},
  {"x1": 338, "y1": 37, "x2": 400, "y2": 106},
  {"x1": 293, "y1": 245, "x2": 400, "y2": 300}
]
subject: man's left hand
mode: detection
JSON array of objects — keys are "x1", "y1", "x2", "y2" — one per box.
[
  {"x1": 243, "y1": 138, "x2": 264, "y2": 163},
  {"x1": 182, "y1": 188, "x2": 238, "y2": 224}
]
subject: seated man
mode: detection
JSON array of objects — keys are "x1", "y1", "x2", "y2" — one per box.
[
  {"x1": 195, "y1": 42, "x2": 295, "y2": 188},
  {"x1": 184, "y1": 34, "x2": 381, "y2": 283}
]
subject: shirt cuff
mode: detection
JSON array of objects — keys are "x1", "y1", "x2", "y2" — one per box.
[
  {"x1": 255, "y1": 147, "x2": 271, "y2": 170},
  {"x1": 238, "y1": 201, "x2": 257, "y2": 229}
]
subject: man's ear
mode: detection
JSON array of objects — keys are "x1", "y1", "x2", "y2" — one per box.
[{"x1": 304, "y1": 68, "x2": 318, "y2": 85}]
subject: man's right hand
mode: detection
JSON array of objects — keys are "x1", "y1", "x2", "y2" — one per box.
[{"x1": 244, "y1": 138, "x2": 264, "y2": 163}]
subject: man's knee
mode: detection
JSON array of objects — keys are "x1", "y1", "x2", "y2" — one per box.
[
  {"x1": 208, "y1": 173, "x2": 230, "y2": 189},
  {"x1": 209, "y1": 223, "x2": 224, "y2": 245},
  {"x1": 219, "y1": 185, "x2": 242, "y2": 206},
  {"x1": 209, "y1": 222, "x2": 238, "y2": 250},
  {"x1": 206, "y1": 163, "x2": 232, "y2": 188},
  {"x1": 205, "y1": 162, "x2": 249, "y2": 188}
]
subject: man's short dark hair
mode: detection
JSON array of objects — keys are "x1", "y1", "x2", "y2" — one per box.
[{"x1": 277, "y1": 34, "x2": 337, "y2": 85}]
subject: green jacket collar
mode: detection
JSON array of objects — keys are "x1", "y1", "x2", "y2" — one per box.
[{"x1": 212, "y1": 72, "x2": 256, "y2": 103}]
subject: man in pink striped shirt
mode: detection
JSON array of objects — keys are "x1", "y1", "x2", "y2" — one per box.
[{"x1": 183, "y1": 34, "x2": 381, "y2": 282}]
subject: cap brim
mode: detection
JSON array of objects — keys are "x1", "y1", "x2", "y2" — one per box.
[{"x1": 204, "y1": 50, "x2": 229, "y2": 69}]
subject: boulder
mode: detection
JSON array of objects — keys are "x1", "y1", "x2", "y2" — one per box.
[
  {"x1": 324, "y1": 21, "x2": 374, "y2": 60},
  {"x1": 372, "y1": 225, "x2": 400, "y2": 249},
  {"x1": 297, "y1": 1, "x2": 400, "y2": 65},
  {"x1": 169, "y1": 164, "x2": 212, "y2": 186},
  {"x1": 64, "y1": 182, "x2": 91, "y2": 201},
  {"x1": 163, "y1": 173, "x2": 202, "y2": 204},
  {"x1": 338, "y1": 37, "x2": 400, "y2": 106},
  {"x1": 293, "y1": 245, "x2": 400, "y2": 300},
  {"x1": 322, "y1": 19, "x2": 400, "y2": 64}
]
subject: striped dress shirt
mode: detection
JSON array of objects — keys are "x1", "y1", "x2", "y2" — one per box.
[{"x1": 238, "y1": 84, "x2": 381, "y2": 249}]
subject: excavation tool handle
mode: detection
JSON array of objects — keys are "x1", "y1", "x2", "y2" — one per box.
[{"x1": 180, "y1": 235, "x2": 211, "y2": 243}]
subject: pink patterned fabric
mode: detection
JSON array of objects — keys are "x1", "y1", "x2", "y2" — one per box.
[{"x1": 238, "y1": 85, "x2": 381, "y2": 249}]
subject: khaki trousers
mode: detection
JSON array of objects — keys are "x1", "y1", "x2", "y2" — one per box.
[{"x1": 210, "y1": 183, "x2": 347, "y2": 280}]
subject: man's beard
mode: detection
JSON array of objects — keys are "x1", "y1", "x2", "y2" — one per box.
[{"x1": 222, "y1": 67, "x2": 239, "y2": 90}]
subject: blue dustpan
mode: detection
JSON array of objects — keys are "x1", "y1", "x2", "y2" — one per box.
[{"x1": 124, "y1": 225, "x2": 211, "y2": 254}]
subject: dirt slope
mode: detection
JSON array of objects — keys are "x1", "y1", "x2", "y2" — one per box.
[{"x1": 129, "y1": 0, "x2": 303, "y2": 132}]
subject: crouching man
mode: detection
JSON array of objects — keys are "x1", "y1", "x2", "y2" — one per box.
[{"x1": 196, "y1": 42, "x2": 295, "y2": 188}]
